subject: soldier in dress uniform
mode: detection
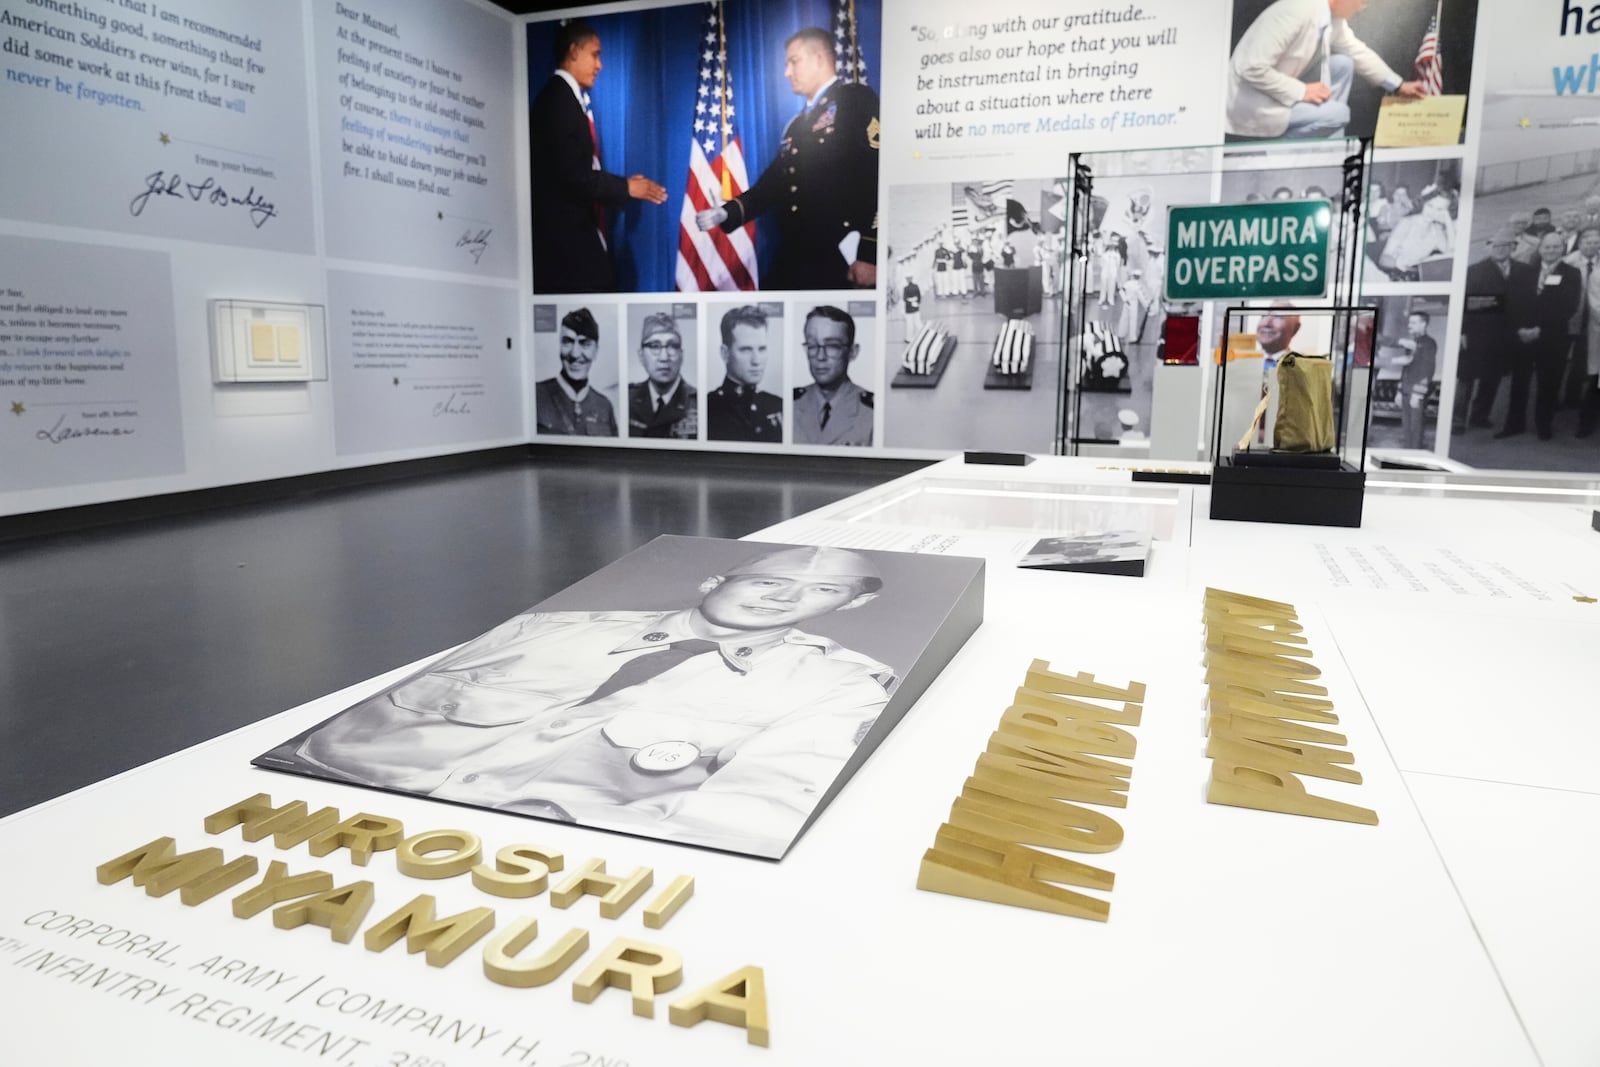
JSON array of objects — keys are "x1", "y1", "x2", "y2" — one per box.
[
  {"x1": 534, "y1": 307, "x2": 618, "y2": 437},
  {"x1": 793, "y1": 305, "x2": 873, "y2": 447},
  {"x1": 694, "y1": 27, "x2": 880, "y2": 290},
  {"x1": 707, "y1": 305, "x2": 783, "y2": 442},
  {"x1": 287, "y1": 546, "x2": 894, "y2": 856},
  {"x1": 628, "y1": 311, "x2": 697, "y2": 439},
  {"x1": 902, "y1": 276, "x2": 923, "y2": 339}
]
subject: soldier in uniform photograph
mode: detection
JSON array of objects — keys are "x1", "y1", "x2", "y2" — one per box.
[
  {"x1": 694, "y1": 27, "x2": 880, "y2": 290},
  {"x1": 794, "y1": 305, "x2": 873, "y2": 447},
  {"x1": 535, "y1": 307, "x2": 618, "y2": 437},
  {"x1": 707, "y1": 305, "x2": 782, "y2": 443},
  {"x1": 286, "y1": 546, "x2": 894, "y2": 856},
  {"x1": 628, "y1": 311, "x2": 697, "y2": 438},
  {"x1": 903, "y1": 276, "x2": 923, "y2": 338}
]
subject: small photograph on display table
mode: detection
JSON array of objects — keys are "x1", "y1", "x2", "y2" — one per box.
[
  {"x1": 624, "y1": 302, "x2": 700, "y2": 441},
  {"x1": 1368, "y1": 294, "x2": 1449, "y2": 453},
  {"x1": 255, "y1": 535, "x2": 985, "y2": 859},
  {"x1": 1018, "y1": 532, "x2": 1151, "y2": 577},
  {"x1": 881, "y1": 178, "x2": 1065, "y2": 452},
  {"x1": 791, "y1": 301, "x2": 878, "y2": 447},
  {"x1": 1453, "y1": 82, "x2": 1600, "y2": 472},
  {"x1": 1224, "y1": 0, "x2": 1478, "y2": 144},
  {"x1": 705, "y1": 301, "x2": 785, "y2": 443},
  {"x1": 1365, "y1": 158, "x2": 1461, "y2": 285},
  {"x1": 1076, "y1": 164, "x2": 1211, "y2": 447},
  {"x1": 532, "y1": 303, "x2": 622, "y2": 438}
]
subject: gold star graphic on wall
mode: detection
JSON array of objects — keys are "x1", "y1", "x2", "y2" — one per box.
[
  {"x1": 159, "y1": 132, "x2": 171, "y2": 145},
  {"x1": 1576, "y1": 595, "x2": 1597, "y2": 604},
  {"x1": 9, "y1": 401, "x2": 24, "y2": 415},
  {"x1": 1518, "y1": 118, "x2": 1531, "y2": 129}
]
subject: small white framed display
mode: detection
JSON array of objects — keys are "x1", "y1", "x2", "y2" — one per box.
[{"x1": 210, "y1": 299, "x2": 328, "y2": 383}]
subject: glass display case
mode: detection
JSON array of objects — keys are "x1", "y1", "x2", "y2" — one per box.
[{"x1": 1210, "y1": 304, "x2": 1377, "y2": 527}]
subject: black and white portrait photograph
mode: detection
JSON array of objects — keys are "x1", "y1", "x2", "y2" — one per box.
[
  {"x1": 1224, "y1": 0, "x2": 1478, "y2": 143},
  {"x1": 1364, "y1": 157, "x2": 1461, "y2": 284},
  {"x1": 533, "y1": 303, "x2": 622, "y2": 438},
  {"x1": 1368, "y1": 294, "x2": 1449, "y2": 452},
  {"x1": 881, "y1": 178, "x2": 1065, "y2": 452},
  {"x1": 791, "y1": 302, "x2": 878, "y2": 448},
  {"x1": 706, "y1": 302, "x2": 785, "y2": 444},
  {"x1": 625, "y1": 302, "x2": 700, "y2": 441},
  {"x1": 254, "y1": 535, "x2": 984, "y2": 859}
]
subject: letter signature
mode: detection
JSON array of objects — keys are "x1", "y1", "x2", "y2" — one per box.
[
  {"x1": 431, "y1": 392, "x2": 472, "y2": 416},
  {"x1": 36, "y1": 415, "x2": 136, "y2": 444},
  {"x1": 129, "y1": 170, "x2": 279, "y2": 229},
  {"x1": 456, "y1": 228, "x2": 492, "y2": 264}
]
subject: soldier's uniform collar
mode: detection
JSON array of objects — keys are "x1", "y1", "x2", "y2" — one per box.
[
  {"x1": 610, "y1": 610, "x2": 839, "y2": 673},
  {"x1": 804, "y1": 76, "x2": 839, "y2": 112}
]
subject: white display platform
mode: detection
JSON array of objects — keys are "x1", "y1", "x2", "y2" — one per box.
[{"x1": 2, "y1": 457, "x2": 1597, "y2": 1065}]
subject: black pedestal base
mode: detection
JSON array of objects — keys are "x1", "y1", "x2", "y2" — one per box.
[
  {"x1": 965, "y1": 451, "x2": 1033, "y2": 466},
  {"x1": 1210, "y1": 458, "x2": 1365, "y2": 528}
]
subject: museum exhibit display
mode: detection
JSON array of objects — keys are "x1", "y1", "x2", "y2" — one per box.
[
  {"x1": 1210, "y1": 304, "x2": 1377, "y2": 527},
  {"x1": 8, "y1": 0, "x2": 1600, "y2": 1062},
  {"x1": 254, "y1": 535, "x2": 985, "y2": 859},
  {"x1": 210, "y1": 301, "x2": 329, "y2": 384}
]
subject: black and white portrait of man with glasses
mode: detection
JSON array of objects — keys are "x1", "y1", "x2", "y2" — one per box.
[
  {"x1": 627, "y1": 308, "x2": 698, "y2": 439},
  {"x1": 793, "y1": 305, "x2": 873, "y2": 446}
]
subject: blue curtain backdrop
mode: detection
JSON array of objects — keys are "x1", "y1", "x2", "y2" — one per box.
[{"x1": 529, "y1": 0, "x2": 882, "y2": 293}]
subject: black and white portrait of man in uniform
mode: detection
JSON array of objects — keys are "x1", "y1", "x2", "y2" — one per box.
[
  {"x1": 267, "y1": 546, "x2": 896, "y2": 856},
  {"x1": 694, "y1": 26, "x2": 881, "y2": 290},
  {"x1": 534, "y1": 307, "x2": 619, "y2": 437},
  {"x1": 708, "y1": 305, "x2": 783, "y2": 443},
  {"x1": 793, "y1": 305, "x2": 873, "y2": 447},
  {"x1": 627, "y1": 310, "x2": 698, "y2": 439}
]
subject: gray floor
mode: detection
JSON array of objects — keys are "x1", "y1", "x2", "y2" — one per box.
[{"x1": 0, "y1": 449, "x2": 924, "y2": 818}]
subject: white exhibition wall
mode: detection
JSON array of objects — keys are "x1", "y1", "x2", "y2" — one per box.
[
  {"x1": 3, "y1": 0, "x2": 1598, "y2": 519},
  {"x1": 0, "y1": 0, "x2": 526, "y2": 518}
]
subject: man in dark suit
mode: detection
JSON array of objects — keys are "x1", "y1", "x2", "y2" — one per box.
[
  {"x1": 531, "y1": 22, "x2": 666, "y2": 294},
  {"x1": 1500, "y1": 231, "x2": 1583, "y2": 440},
  {"x1": 694, "y1": 27, "x2": 879, "y2": 290},
  {"x1": 628, "y1": 312, "x2": 697, "y2": 438},
  {"x1": 708, "y1": 306, "x2": 782, "y2": 443},
  {"x1": 1456, "y1": 230, "x2": 1531, "y2": 432}
]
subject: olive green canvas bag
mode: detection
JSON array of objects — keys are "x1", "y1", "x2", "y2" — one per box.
[{"x1": 1273, "y1": 353, "x2": 1335, "y2": 452}]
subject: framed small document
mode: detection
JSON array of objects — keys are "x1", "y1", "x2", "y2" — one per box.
[{"x1": 1375, "y1": 95, "x2": 1467, "y2": 148}]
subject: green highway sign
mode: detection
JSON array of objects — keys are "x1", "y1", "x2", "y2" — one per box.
[{"x1": 1164, "y1": 200, "x2": 1332, "y2": 301}]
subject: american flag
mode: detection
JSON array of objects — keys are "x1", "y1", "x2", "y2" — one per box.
[
  {"x1": 675, "y1": 2, "x2": 757, "y2": 292},
  {"x1": 834, "y1": 0, "x2": 868, "y2": 84},
  {"x1": 952, "y1": 179, "x2": 1013, "y2": 233},
  {"x1": 1414, "y1": 8, "x2": 1442, "y2": 97}
]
